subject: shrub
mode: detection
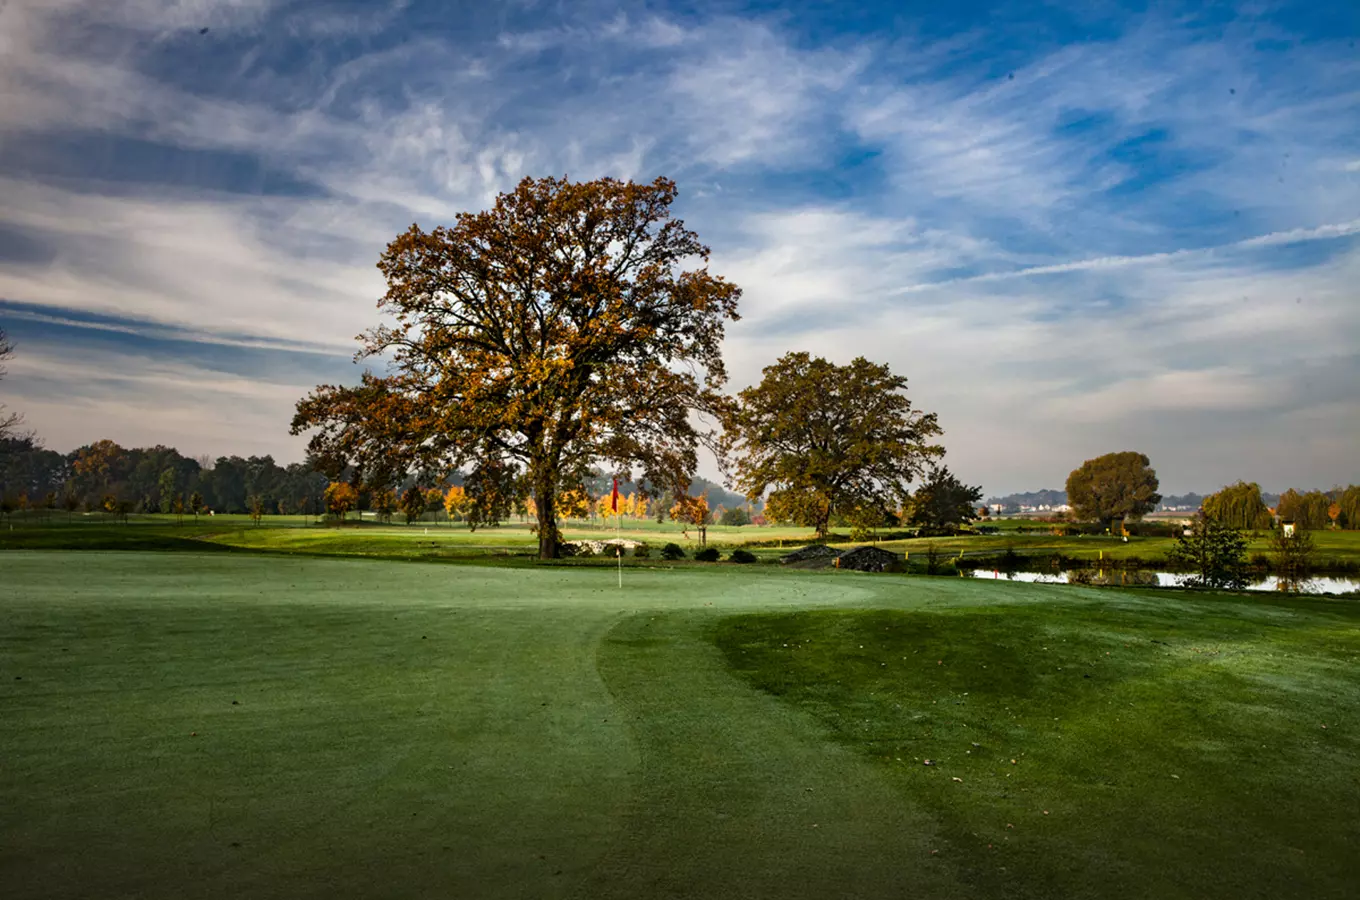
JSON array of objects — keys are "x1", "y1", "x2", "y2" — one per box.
[
  {"x1": 694, "y1": 547, "x2": 720, "y2": 562},
  {"x1": 729, "y1": 549, "x2": 757, "y2": 564},
  {"x1": 633, "y1": 543, "x2": 650, "y2": 559},
  {"x1": 661, "y1": 542, "x2": 685, "y2": 560}
]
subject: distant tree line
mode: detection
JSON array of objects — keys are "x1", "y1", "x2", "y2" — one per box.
[{"x1": 0, "y1": 437, "x2": 332, "y2": 518}]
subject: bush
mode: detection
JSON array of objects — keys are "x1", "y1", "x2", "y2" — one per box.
[
  {"x1": 661, "y1": 542, "x2": 685, "y2": 560},
  {"x1": 729, "y1": 549, "x2": 757, "y2": 564},
  {"x1": 694, "y1": 547, "x2": 720, "y2": 562},
  {"x1": 633, "y1": 543, "x2": 650, "y2": 559}
]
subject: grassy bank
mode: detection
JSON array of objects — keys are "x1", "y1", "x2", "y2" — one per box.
[{"x1": 4, "y1": 514, "x2": 1360, "y2": 574}]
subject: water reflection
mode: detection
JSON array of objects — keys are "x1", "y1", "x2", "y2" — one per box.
[{"x1": 965, "y1": 569, "x2": 1360, "y2": 596}]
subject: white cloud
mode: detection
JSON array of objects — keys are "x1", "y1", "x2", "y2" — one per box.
[{"x1": 5, "y1": 343, "x2": 319, "y2": 459}]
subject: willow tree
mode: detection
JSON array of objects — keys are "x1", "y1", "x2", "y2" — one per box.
[
  {"x1": 723, "y1": 353, "x2": 943, "y2": 537},
  {"x1": 291, "y1": 176, "x2": 740, "y2": 559},
  {"x1": 1202, "y1": 481, "x2": 1272, "y2": 530}
]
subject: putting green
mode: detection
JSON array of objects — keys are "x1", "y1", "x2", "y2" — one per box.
[{"x1": 2, "y1": 552, "x2": 1357, "y2": 899}]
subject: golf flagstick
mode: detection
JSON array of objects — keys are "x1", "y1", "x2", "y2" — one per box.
[{"x1": 612, "y1": 477, "x2": 622, "y2": 589}]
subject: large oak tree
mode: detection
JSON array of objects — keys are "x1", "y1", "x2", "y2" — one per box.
[
  {"x1": 1064, "y1": 451, "x2": 1161, "y2": 526},
  {"x1": 292, "y1": 176, "x2": 740, "y2": 558},
  {"x1": 722, "y1": 353, "x2": 943, "y2": 537}
]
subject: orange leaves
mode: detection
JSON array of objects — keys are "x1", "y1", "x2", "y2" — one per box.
[
  {"x1": 323, "y1": 482, "x2": 357, "y2": 520},
  {"x1": 670, "y1": 493, "x2": 711, "y2": 528},
  {"x1": 556, "y1": 487, "x2": 591, "y2": 521},
  {"x1": 294, "y1": 175, "x2": 741, "y2": 558},
  {"x1": 444, "y1": 485, "x2": 469, "y2": 521}
]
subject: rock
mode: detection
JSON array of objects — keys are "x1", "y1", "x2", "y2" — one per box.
[
  {"x1": 779, "y1": 544, "x2": 843, "y2": 565},
  {"x1": 836, "y1": 545, "x2": 902, "y2": 572},
  {"x1": 562, "y1": 539, "x2": 643, "y2": 557}
]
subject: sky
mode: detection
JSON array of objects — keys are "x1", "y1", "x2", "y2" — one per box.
[{"x1": 0, "y1": 0, "x2": 1356, "y2": 496}]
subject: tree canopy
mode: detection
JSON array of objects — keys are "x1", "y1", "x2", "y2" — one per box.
[
  {"x1": 1064, "y1": 451, "x2": 1161, "y2": 526},
  {"x1": 292, "y1": 176, "x2": 741, "y2": 558},
  {"x1": 1203, "y1": 481, "x2": 1272, "y2": 531},
  {"x1": 722, "y1": 352, "x2": 943, "y2": 536},
  {"x1": 909, "y1": 465, "x2": 983, "y2": 533}
]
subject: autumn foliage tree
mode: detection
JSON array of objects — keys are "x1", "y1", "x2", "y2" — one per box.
[
  {"x1": 324, "y1": 481, "x2": 357, "y2": 523},
  {"x1": 444, "y1": 485, "x2": 469, "y2": 522},
  {"x1": 400, "y1": 486, "x2": 426, "y2": 524},
  {"x1": 463, "y1": 459, "x2": 516, "y2": 531},
  {"x1": 1064, "y1": 451, "x2": 1161, "y2": 528},
  {"x1": 372, "y1": 488, "x2": 397, "y2": 523},
  {"x1": 722, "y1": 353, "x2": 943, "y2": 537},
  {"x1": 670, "y1": 493, "x2": 712, "y2": 546},
  {"x1": 291, "y1": 176, "x2": 740, "y2": 559}
]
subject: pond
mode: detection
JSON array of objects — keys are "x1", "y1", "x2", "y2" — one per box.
[{"x1": 965, "y1": 568, "x2": 1360, "y2": 596}]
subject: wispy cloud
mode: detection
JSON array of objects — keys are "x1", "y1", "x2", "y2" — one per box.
[{"x1": 889, "y1": 219, "x2": 1360, "y2": 294}]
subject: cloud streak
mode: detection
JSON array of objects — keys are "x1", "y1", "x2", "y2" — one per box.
[{"x1": 890, "y1": 219, "x2": 1360, "y2": 294}]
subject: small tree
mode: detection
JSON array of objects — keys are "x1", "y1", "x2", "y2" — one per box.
[
  {"x1": 372, "y1": 488, "x2": 397, "y2": 524},
  {"x1": 464, "y1": 460, "x2": 517, "y2": 531},
  {"x1": 719, "y1": 506, "x2": 750, "y2": 527},
  {"x1": 189, "y1": 492, "x2": 204, "y2": 521},
  {"x1": 444, "y1": 485, "x2": 469, "y2": 523},
  {"x1": 247, "y1": 495, "x2": 265, "y2": 526},
  {"x1": 158, "y1": 469, "x2": 177, "y2": 514},
  {"x1": 1271, "y1": 528, "x2": 1315, "y2": 590},
  {"x1": 424, "y1": 488, "x2": 445, "y2": 525},
  {"x1": 324, "y1": 481, "x2": 358, "y2": 524},
  {"x1": 909, "y1": 465, "x2": 984, "y2": 534},
  {"x1": 670, "y1": 493, "x2": 712, "y2": 546},
  {"x1": 1167, "y1": 514, "x2": 1248, "y2": 590},
  {"x1": 62, "y1": 489, "x2": 81, "y2": 522},
  {"x1": 400, "y1": 486, "x2": 426, "y2": 524}
]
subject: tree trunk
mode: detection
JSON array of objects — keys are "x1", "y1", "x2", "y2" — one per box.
[{"x1": 535, "y1": 480, "x2": 560, "y2": 560}]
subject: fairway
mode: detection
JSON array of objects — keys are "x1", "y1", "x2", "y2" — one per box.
[{"x1": 3, "y1": 553, "x2": 1358, "y2": 899}]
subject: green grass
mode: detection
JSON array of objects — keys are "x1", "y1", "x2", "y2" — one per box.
[
  {"x1": 7, "y1": 514, "x2": 1360, "y2": 572},
  {"x1": 714, "y1": 602, "x2": 1360, "y2": 898},
  {"x1": 3, "y1": 551, "x2": 1359, "y2": 898}
]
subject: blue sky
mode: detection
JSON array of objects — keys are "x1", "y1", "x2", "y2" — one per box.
[{"x1": 0, "y1": 0, "x2": 1356, "y2": 495}]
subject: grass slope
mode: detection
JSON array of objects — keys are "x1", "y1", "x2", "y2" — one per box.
[
  {"x1": 715, "y1": 601, "x2": 1360, "y2": 898},
  {"x1": 3, "y1": 552, "x2": 1358, "y2": 898}
]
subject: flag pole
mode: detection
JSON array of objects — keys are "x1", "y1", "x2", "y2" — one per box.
[{"x1": 613, "y1": 477, "x2": 622, "y2": 589}]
